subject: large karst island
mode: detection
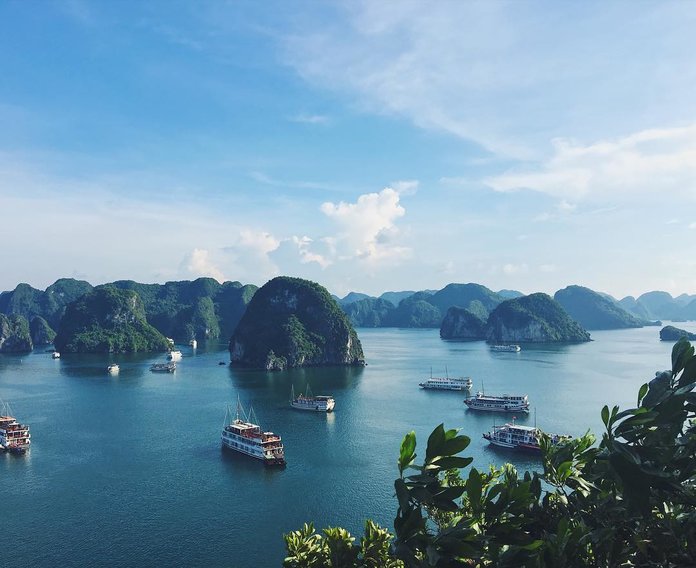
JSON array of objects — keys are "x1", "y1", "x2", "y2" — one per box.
[
  {"x1": 229, "y1": 276, "x2": 365, "y2": 370},
  {"x1": 440, "y1": 293, "x2": 592, "y2": 343}
]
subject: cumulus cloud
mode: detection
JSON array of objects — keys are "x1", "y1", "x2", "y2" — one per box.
[
  {"x1": 487, "y1": 124, "x2": 696, "y2": 201},
  {"x1": 503, "y1": 263, "x2": 529, "y2": 275},
  {"x1": 320, "y1": 186, "x2": 410, "y2": 262},
  {"x1": 181, "y1": 248, "x2": 225, "y2": 282}
]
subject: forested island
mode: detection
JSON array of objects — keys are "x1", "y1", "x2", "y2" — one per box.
[
  {"x1": 0, "y1": 277, "x2": 694, "y2": 354},
  {"x1": 229, "y1": 276, "x2": 365, "y2": 370}
]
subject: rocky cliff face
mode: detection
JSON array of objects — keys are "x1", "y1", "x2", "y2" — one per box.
[
  {"x1": 0, "y1": 314, "x2": 33, "y2": 352},
  {"x1": 54, "y1": 287, "x2": 170, "y2": 353},
  {"x1": 439, "y1": 307, "x2": 486, "y2": 340},
  {"x1": 486, "y1": 293, "x2": 591, "y2": 343},
  {"x1": 30, "y1": 316, "x2": 56, "y2": 346},
  {"x1": 229, "y1": 276, "x2": 365, "y2": 370},
  {"x1": 659, "y1": 325, "x2": 696, "y2": 341}
]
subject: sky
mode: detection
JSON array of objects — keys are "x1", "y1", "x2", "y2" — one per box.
[{"x1": 1, "y1": 0, "x2": 695, "y2": 299}]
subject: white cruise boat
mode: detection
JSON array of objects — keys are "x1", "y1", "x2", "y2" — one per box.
[
  {"x1": 189, "y1": 339, "x2": 197, "y2": 349},
  {"x1": 167, "y1": 350, "x2": 183, "y2": 361},
  {"x1": 290, "y1": 385, "x2": 335, "y2": 412},
  {"x1": 51, "y1": 351, "x2": 61, "y2": 359},
  {"x1": 464, "y1": 391, "x2": 530, "y2": 413},
  {"x1": 490, "y1": 344, "x2": 521, "y2": 352},
  {"x1": 0, "y1": 403, "x2": 31, "y2": 454},
  {"x1": 483, "y1": 420, "x2": 570, "y2": 451},
  {"x1": 419, "y1": 373, "x2": 473, "y2": 391},
  {"x1": 221, "y1": 401, "x2": 286, "y2": 466},
  {"x1": 107, "y1": 364, "x2": 120, "y2": 374}
]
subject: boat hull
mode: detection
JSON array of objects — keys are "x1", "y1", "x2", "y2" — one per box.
[
  {"x1": 290, "y1": 400, "x2": 335, "y2": 412},
  {"x1": 221, "y1": 438, "x2": 286, "y2": 466},
  {"x1": 465, "y1": 403, "x2": 530, "y2": 413}
]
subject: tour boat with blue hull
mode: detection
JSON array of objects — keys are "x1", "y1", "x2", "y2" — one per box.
[
  {"x1": 290, "y1": 385, "x2": 335, "y2": 412},
  {"x1": 464, "y1": 391, "x2": 530, "y2": 413},
  {"x1": 0, "y1": 403, "x2": 31, "y2": 454},
  {"x1": 483, "y1": 420, "x2": 571, "y2": 452},
  {"x1": 221, "y1": 401, "x2": 286, "y2": 466}
]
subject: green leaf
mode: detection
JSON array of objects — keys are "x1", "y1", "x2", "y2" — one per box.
[
  {"x1": 425, "y1": 424, "x2": 446, "y2": 463},
  {"x1": 434, "y1": 456, "x2": 473, "y2": 470},
  {"x1": 637, "y1": 383, "x2": 649, "y2": 405},
  {"x1": 601, "y1": 405, "x2": 609, "y2": 427},
  {"x1": 441, "y1": 435, "x2": 471, "y2": 456},
  {"x1": 399, "y1": 431, "x2": 417, "y2": 475}
]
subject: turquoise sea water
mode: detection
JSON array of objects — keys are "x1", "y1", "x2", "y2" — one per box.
[{"x1": 2, "y1": 323, "x2": 695, "y2": 567}]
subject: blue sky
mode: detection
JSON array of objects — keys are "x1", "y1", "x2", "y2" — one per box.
[{"x1": 1, "y1": 1, "x2": 695, "y2": 298}]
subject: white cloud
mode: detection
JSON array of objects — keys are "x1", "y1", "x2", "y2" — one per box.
[
  {"x1": 689, "y1": 222, "x2": 696, "y2": 230},
  {"x1": 391, "y1": 179, "x2": 419, "y2": 195},
  {"x1": 180, "y1": 248, "x2": 225, "y2": 282},
  {"x1": 487, "y1": 124, "x2": 696, "y2": 201},
  {"x1": 539, "y1": 264, "x2": 556, "y2": 273},
  {"x1": 320, "y1": 186, "x2": 410, "y2": 263},
  {"x1": 283, "y1": 2, "x2": 696, "y2": 157}
]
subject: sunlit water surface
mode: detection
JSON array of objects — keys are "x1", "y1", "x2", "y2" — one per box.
[{"x1": 2, "y1": 323, "x2": 694, "y2": 567}]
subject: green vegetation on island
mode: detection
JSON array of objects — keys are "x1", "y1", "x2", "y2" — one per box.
[
  {"x1": 554, "y1": 285, "x2": 645, "y2": 330},
  {"x1": 283, "y1": 338, "x2": 696, "y2": 567},
  {"x1": 29, "y1": 315, "x2": 56, "y2": 345},
  {"x1": 486, "y1": 293, "x2": 591, "y2": 343},
  {"x1": 53, "y1": 287, "x2": 170, "y2": 353},
  {"x1": 229, "y1": 276, "x2": 365, "y2": 370},
  {"x1": 439, "y1": 307, "x2": 486, "y2": 340},
  {"x1": 0, "y1": 313, "x2": 33, "y2": 353}
]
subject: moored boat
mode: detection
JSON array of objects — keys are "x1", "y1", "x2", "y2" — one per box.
[
  {"x1": 0, "y1": 403, "x2": 31, "y2": 454},
  {"x1": 167, "y1": 350, "x2": 183, "y2": 361},
  {"x1": 490, "y1": 344, "x2": 521, "y2": 352},
  {"x1": 189, "y1": 339, "x2": 197, "y2": 349},
  {"x1": 107, "y1": 364, "x2": 120, "y2": 374},
  {"x1": 221, "y1": 400, "x2": 285, "y2": 466},
  {"x1": 419, "y1": 370, "x2": 473, "y2": 391},
  {"x1": 51, "y1": 351, "x2": 61, "y2": 359},
  {"x1": 483, "y1": 419, "x2": 571, "y2": 451},
  {"x1": 290, "y1": 385, "x2": 335, "y2": 412},
  {"x1": 464, "y1": 391, "x2": 530, "y2": 413},
  {"x1": 150, "y1": 362, "x2": 176, "y2": 373}
]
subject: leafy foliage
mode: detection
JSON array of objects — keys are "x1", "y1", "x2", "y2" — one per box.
[
  {"x1": 230, "y1": 276, "x2": 365, "y2": 370},
  {"x1": 29, "y1": 315, "x2": 56, "y2": 345},
  {"x1": 439, "y1": 307, "x2": 487, "y2": 340},
  {"x1": 285, "y1": 339, "x2": 696, "y2": 567}
]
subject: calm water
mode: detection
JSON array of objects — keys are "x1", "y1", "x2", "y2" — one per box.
[{"x1": 2, "y1": 324, "x2": 695, "y2": 567}]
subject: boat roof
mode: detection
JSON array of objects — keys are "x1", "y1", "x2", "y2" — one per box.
[{"x1": 498, "y1": 424, "x2": 538, "y2": 432}]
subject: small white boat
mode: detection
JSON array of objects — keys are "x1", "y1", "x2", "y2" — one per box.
[
  {"x1": 107, "y1": 364, "x2": 120, "y2": 374},
  {"x1": 490, "y1": 344, "x2": 521, "y2": 352},
  {"x1": 150, "y1": 362, "x2": 176, "y2": 373},
  {"x1": 290, "y1": 385, "x2": 335, "y2": 412},
  {"x1": 189, "y1": 339, "x2": 197, "y2": 349},
  {"x1": 167, "y1": 350, "x2": 183, "y2": 361},
  {"x1": 465, "y1": 391, "x2": 530, "y2": 413},
  {"x1": 51, "y1": 351, "x2": 60, "y2": 359}
]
